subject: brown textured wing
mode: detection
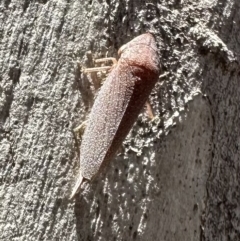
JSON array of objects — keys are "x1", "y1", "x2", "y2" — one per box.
[{"x1": 80, "y1": 61, "x2": 135, "y2": 180}]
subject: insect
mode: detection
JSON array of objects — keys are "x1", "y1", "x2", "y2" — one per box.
[{"x1": 70, "y1": 33, "x2": 160, "y2": 199}]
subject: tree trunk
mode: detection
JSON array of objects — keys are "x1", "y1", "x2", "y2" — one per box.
[{"x1": 0, "y1": 1, "x2": 239, "y2": 240}]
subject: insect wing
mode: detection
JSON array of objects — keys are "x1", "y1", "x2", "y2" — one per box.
[{"x1": 80, "y1": 62, "x2": 135, "y2": 180}]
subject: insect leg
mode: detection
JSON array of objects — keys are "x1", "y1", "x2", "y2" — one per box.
[
  {"x1": 82, "y1": 57, "x2": 117, "y2": 73},
  {"x1": 145, "y1": 100, "x2": 161, "y2": 124},
  {"x1": 95, "y1": 57, "x2": 117, "y2": 65},
  {"x1": 83, "y1": 66, "x2": 112, "y2": 73},
  {"x1": 145, "y1": 100, "x2": 155, "y2": 119},
  {"x1": 74, "y1": 120, "x2": 87, "y2": 135}
]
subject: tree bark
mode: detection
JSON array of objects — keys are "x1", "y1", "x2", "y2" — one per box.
[{"x1": 0, "y1": 0, "x2": 239, "y2": 240}]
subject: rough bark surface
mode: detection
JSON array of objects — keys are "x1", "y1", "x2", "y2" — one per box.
[{"x1": 0, "y1": 0, "x2": 239, "y2": 241}]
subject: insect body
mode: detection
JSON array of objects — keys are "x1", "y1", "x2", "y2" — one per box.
[{"x1": 71, "y1": 33, "x2": 160, "y2": 199}]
